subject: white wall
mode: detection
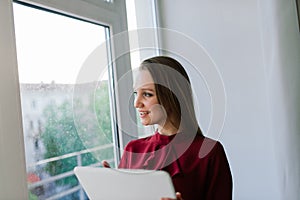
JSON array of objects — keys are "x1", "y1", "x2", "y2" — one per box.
[
  {"x1": 157, "y1": 0, "x2": 300, "y2": 199},
  {"x1": 258, "y1": 0, "x2": 300, "y2": 199},
  {"x1": 0, "y1": 0, "x2": 28, "y2": 199}
]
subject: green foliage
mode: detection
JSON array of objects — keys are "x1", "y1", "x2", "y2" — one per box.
[
  {"x1": 41, "y1": 81, "x2": 114, "y2": 188},
  {"x1": 94, "y1": 81, "x2": 113, "y2": 144},
  {"x1": 28, "y1": 191, "x2": 38, "y2": 200},
  {"x1": 41, "y1": 101, "x2": 97, "y2": 186}
]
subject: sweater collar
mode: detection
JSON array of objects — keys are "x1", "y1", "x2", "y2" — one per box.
[{"x1": 150, "y1": 130, "x2": 193, "y2": 145}]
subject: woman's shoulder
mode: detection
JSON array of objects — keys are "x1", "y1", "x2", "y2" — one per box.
[{"x1": 195, "y1": 136, "x2": 227, "y2": 159}]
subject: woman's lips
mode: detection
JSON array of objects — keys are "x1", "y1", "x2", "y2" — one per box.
[{"x1": 139, "y1": 111, "x2": 150, "y2": 118}]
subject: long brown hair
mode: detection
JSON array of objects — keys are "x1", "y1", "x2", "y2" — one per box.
[{"x1": 139, "y1": 56, "x2": 203, "y2": 136}]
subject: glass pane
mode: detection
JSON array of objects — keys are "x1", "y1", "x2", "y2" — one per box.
[{"x1": 13, "y1": 3, "x2": 115, "y2": 200}]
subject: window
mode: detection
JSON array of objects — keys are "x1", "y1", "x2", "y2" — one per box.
[
  {"x1": 13, "y1": 3, "x2": 117, "y2": 199},
  {"x1": 0, "y1": 0, "x2": 130, "y2": 199}
]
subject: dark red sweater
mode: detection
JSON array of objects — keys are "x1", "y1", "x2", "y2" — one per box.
[{"x1": 119, "y1": 131, "x2": 233, "y2": 200}]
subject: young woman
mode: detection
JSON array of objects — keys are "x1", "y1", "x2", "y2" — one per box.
[{"x1": 103, "y1": 56, "x2": 232, "y2": 200}]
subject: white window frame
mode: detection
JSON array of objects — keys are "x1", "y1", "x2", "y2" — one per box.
[{"x1": 0, "y1": 0, "x2": 131, "y2": 199}]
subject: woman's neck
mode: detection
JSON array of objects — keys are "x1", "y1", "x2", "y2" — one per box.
[{"x1": 157, "y1": 123, "x2": 179, "y2": 136}]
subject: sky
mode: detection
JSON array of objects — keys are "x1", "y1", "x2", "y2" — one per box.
[{"x1": 13, "y1": 3, "x2": 108, "y2": 84}]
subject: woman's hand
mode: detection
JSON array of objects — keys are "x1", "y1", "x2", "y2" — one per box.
[
  {"x1": 101, "y1": 160, "x2": 111, "y2": 168},
  {"x1": 161, "y1": 192, "x2": 183, "y2": 200}
]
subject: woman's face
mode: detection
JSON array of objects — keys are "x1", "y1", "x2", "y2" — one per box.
[{"x1": 133, "y1": 69, "x2": 167, "y2": 127}]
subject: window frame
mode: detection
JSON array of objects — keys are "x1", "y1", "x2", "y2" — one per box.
[{"x1": 0, "y1": 0, "x2": 131, "y2": 199}]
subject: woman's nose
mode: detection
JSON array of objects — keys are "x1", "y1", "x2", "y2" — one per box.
[{"x1": 134, "y1": 94, "x2": 143, "y2": 108}]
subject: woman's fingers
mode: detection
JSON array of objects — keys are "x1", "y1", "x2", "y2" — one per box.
[
  {"x1": 161, "y1": 192, "x2": 183, "y2": 200},
  {"x1": 101, "y1": 160, "x2": 111, "y2": 168},
  {"x1": 175, "y1": 192, "x2": 183, "y2": 200}
]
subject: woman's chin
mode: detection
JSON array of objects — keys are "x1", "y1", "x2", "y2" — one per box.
[
  {"x1": 140, "y1": 120, "x2": 153, "y2": 126},
  {"x1": 141, "y1": 122, "x2": 150, "y2": 126}
]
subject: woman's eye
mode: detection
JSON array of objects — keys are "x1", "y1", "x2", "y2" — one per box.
[{"x1": 143, "y1": 92, "x2": 153, "y2": 97}]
